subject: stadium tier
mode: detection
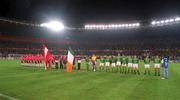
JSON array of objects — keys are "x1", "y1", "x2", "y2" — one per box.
[{"x1": 0, "y1": 26, "x2": 180, "y2": 59}]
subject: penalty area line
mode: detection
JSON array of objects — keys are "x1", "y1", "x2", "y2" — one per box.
[{"x1": 0, "y1": 93, "x2": 18, "y2": 100}]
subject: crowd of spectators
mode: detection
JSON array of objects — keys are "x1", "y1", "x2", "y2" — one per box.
[
  {"x1": 0, "y1": 40, "x2": 179, "y2": 60},
  {"x1": 0, "y1": 28, "x2": 180, "y2": 60}
]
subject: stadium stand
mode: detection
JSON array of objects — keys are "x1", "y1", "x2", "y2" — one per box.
[{"x1": 0, "y1": 21, "x2": 180, "y2": 60}]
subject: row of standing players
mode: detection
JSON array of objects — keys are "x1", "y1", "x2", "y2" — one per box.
[
  {"x1": 57, "y1": 54, "x2": 162, "y2": 76},
  {"x1": 20, "y1": 54, "x2": 162, "y2": 76}
]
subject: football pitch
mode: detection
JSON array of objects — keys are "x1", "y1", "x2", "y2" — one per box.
[{"x1": 0, "y1": 60, "x2": 180, "y2": 100}]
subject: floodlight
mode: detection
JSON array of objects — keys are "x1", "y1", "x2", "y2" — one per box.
[
  {"x1": 108, "y1": 25, "x2": 112, "y2": 28},
  {"x1": 165, "y1": 19, "x2": 170, "y2": 23},
  {"x1": 128, "y1": 24, "x2": 132, "y2": 27},
  {"x1": 122, "y1": 24, "x2": 125, "y2": 27},
  {"x1": 114, "y1": 24, "x2": 118, "y2": 28},
  {"x1": 85, "y1": 25, "x2": 90, "y2": 28},
  {"x1": 133, "y1": 23, "x2": 137, "y2": 26},
  {"x1": 160, "y1": 20, "x2": 165, "y2": 24},
  {"x1": 125, "y1": 24, "x2": 128, "y2": 27},
  {"x1": 156, "y1": 21, "x2": 160, "y2": 24},
  {"x1": 84, "y1": 22, "x2": 140, "y2": 30},
  {"x1": 135, "y1": 23, "x2": 140, "y2": 26},
  {"x1": 118, "y1": 24, "x2": 122, "y2": 27},
  {"x1": 41, "y1": 21, "x2": 64, "y2": 31},
  {"x1": 169, "y1": 19, "x2": 174, "y2": 22},
  {"x1": 111, "y1": 24, "x2": 115, "y2": 27},
  {"x1": 151, "y1": 21, "x2": 156, "y2": 25},
  {"x1": 175, "y1": 17, "x2": 180, "y2": 21}
]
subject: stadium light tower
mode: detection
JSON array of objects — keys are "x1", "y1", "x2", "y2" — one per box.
[{"x1": 40, "y1": 21, "x2": 64, "y2": 32}]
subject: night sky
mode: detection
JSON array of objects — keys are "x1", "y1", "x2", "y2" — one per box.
[{"x1": 0, "y1": 0, "x2": 180, "y2": 25}]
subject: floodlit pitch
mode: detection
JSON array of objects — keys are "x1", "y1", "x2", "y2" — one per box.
[{"x1": 0, "y1": 60, "x2": 180, "y2": 100}]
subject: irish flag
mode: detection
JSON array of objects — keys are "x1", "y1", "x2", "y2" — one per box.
[{"x1": 66, "y1": 47, "x2": 74, "y2": 72}]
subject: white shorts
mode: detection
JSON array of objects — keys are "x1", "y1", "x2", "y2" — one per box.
[
  {"x1": 154, "y1": 64, "x2": 160, "y2": 68},
  {"x1": 122, "y1": 64, "x2": 127, "y2": 67},
  {"x1": 128, "y1": 63, "x2": 133, "y2": 68},
  {"x1": 133, "y1": 64, "x2": 138, "y2": 69},
  {"x1": 78, "y1": 60, "x2": 81, "y2": 63},
  {"x1": 100, "y1": 63, "x2": 104, "y2": 66},
  {"x1": 144, "y1": 64, "x2": 150, "y2": 69},
  {"x1": 116, "y1": 61, "x2": 121, "y2": 66},
  {"x1": 111, "y1": 63, "x2": 116, "y2": 67},
  {"x1": 105, "y1": 62, "x2": 110, "y2": 66}
]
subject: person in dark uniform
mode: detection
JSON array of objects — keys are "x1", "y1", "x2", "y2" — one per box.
[
  {"x1": 55, "y1": 56, "x2": 59, "y2": 69},
  {"x1": 63, "y1": 55, "x2": 67, "y2": 69},
  {"x1": 162, "y1": 55, "x2": 169, "y2": 79},
  {"x1": 59, "y1": 56, "x2": 64, "y2": 69},
  {"x1": 73, "y1": 58, "x2": 76, "y2": 70},
  {"x1": 77, "y1": 56, "x2": 81, "y2": 70}
]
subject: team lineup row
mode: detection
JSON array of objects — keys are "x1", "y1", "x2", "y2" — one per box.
[
  {"x1": 20, "y1": 54, "x2": 166, "y2": 77},
  {"x1": 80, "y1": 54, "x2": 162, "y2": 76}
]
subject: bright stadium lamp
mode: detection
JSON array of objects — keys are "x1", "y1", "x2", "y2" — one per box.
[
  {"x1": 156, "y1": 21, "x2": 160, "y2": 24},
  {"x1": 165, "y1": 19, "x2": 170, "y2": 23},
  {"x1": 132, "y1": 23, "x2": 137, "y2": 27},
  {"x1": 108, "y1": 24, "x2": 111, "y2": 28},
  {"x1": 175, "y1": 17, "x2": 180, "y2": 21},
  {"x1": 125, "y1": 24, "x2": 128, "y2": 27},
  {"x1": 85, "y1": 25, "x2": 89, "y2": 28},
  {"x1": 135, "y1": 23, "x2": 140, "y2": 26},
  {"x1": 118, "y1": 24, "x2": 122, "y2": 27},
  {"x1": 151, "y1": 21, "x2": 156, "y2": 25},
  {"x1": 114, "y1": 24, "x2": 118, "y2": 28},
  {"x1": 169, "y1": 19, "x2": 174, "y2": 22},
  {"x1": 40, "y1": 21, "x2": 64, "y2": 31},
  {"x1": 128, "y1": 24, "x2": 132, "y2": 27},
  {"x1": 160, "y1": 20, "x2": 165, "y2": 24},
  {"x1": 122, "y1": 24, "x2": 125, "y2": 27}
]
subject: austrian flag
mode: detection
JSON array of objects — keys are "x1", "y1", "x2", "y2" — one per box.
[
  {"x1": 66, "y1": 47, "x2": 74, "y2": 72},
  {"x1": 43, "y1": 44, "x2": 51, "y2": 71}
]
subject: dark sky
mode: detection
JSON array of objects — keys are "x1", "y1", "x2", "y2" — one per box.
[{"x1": 0, "y1": 0, "x2": 180, "y2": 25}]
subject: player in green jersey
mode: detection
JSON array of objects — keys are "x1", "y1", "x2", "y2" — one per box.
[
  {"x1": 121, "y1": 55, "x2": 127, "y2": 74},
  {"x1": 127, "y1": 56, "x2": 133, "y2": 74},
  {"x1": 105, "y1": 56, "x2": 111, "y2": 72},
  {"x1": 144, "y1": 56, "x2": 151, "y2": 75},
  {"x1": 132, "y1": 56, "x2": 140, "y2": 75},
  {"x1": 111, "y1": 56, "x2": 117, "y2": 72},
  {"x1": 85, "y1": 56, "x2": 90, "y2": 71},
  {"x1": 99, "y1": 56, "x2": 105, "y2": 71},
  {"x1": 154, "y1": 56, "x2": 161, "y2": 76},
  {"x1": 116, "y1": 53, "x2": 122, "y2": 73}
]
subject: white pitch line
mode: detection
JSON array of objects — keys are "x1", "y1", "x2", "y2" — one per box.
[{"x1": 0, "y1": 93, "x2": 19, "y2": 100}]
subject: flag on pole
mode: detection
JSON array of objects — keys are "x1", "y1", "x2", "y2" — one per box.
[
  {"x1": 43, "y1": 44, "x2": 51, "y2": 71},
  {"x1": 66, "y1": 47, "x2": 75, "y2": 72}
]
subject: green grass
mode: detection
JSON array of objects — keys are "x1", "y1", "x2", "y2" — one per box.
[{"x1": 0, "y1": 60, "x2": 180, "y2": 100}]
